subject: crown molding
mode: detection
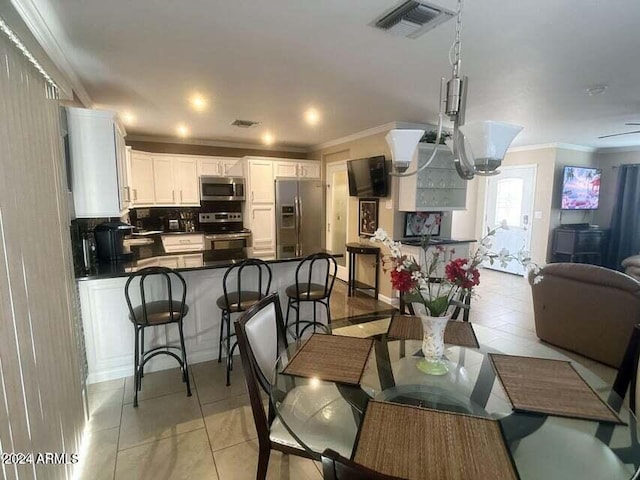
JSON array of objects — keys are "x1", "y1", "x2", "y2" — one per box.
[
  {"x1": 126, "y1": 134, "x2": 309, "y2": 153},
  {"x1": 509, "y1": 142, "x2": 596, "y2": 153},
  {"x1": 309, "y1": 121, "x2": 435, "y2": 151},
  {"x1": 594, "y1": 145, "x2": 640, "y2": 154},
  {"x1": 11, "y1": 0, "x2": 92, "y2": 106}
]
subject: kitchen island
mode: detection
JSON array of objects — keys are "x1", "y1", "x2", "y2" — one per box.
[{"x1": 77, "y1": 245, "x2": 340, "y2": 383}]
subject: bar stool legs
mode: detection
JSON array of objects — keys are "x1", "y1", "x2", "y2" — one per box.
[
  {"x1": 217, "y1": 309, "x2": 238, "y2": 386},
  {"x1": 285, "y1": 298, "x2": 332, "y2": 339},
  {"x1": 133, "y1": 320, "x2": 192, "y2": 408}
]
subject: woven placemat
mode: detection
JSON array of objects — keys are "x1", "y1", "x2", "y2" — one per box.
[
  {"x1": 489, "y1": 354, "x2": 623, "y2": 424},
  {"x1": 387, "y1": 315, "x2": 479, "y2": 348},
  {"x1": 282, "y1": 333, "x2": 374, "y2": 385},
  {"x1": 354, "y1": 401, "x2": 519, "y2": 480}
]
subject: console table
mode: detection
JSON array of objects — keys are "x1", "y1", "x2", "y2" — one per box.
[
  {"x1": 552, "y1": 226, "x2": 608, "y2": 265},
  {"x1": 346, "y1": 242, "x2": 380, "y2": 299}
]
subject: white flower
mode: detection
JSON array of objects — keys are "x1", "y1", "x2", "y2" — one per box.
[
  {"x1": 498, "y1": 248, "x2": 510, "y2": 268},
  {"x1": 481, "y1": 237, "x2": 493, "y2": 248},
  {"x1": 411, "y1": 271, "x2": 422, "y2": 281}
]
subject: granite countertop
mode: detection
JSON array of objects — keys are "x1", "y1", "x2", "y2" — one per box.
[
  {"x1": 76, "y1": 244, "x2": 342, "y2": 281},
  {"x1": 397, "y1": 237, "x2": 476, "y2": 246}
]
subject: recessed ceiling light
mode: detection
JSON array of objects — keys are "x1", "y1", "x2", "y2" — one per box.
[
  {"x1": 262, "y1": 132, "x2": 275, "y2": 145},
  {"x1": 586, "y1": 85, "x2": 608, "y2": 96},
  {"x1": 121, "y1": 111, "x2": 136, "y2": 125},
  {"x1": 189, "y1": 93, "x2": 208, "y2": 111},
  {"x1": 176, "y1": 124, "x2": 190, "y2": 137},
  {"x1": 304, "y1": 107, "x2": 321, "y2": 126}
]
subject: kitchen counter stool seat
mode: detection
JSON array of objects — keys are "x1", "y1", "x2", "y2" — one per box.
[
  {"x1": 125, "y1": 266, "x2": 191, "y2": 407},
  {"x1": 129, "y1": 301, "x2": 189, "y2": 325},
  {"x1": 215, "y1": 291, "x2": 262, "y2": 313},
  {"x1": 285, "y1": 252, "x2": 337, "y2": 338},
  {"x1": 217, "y1": 259, "x2": 272, "y2": 386}
]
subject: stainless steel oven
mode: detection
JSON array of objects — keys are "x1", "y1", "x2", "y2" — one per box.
[
  {"x1": 200, "y1": 176, "x2": 245, "y2": 201},
  {"x1": 204, "y1": 231, "x2": 251, "y2": 251}
]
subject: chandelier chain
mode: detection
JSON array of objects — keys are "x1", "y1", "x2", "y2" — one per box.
[{"x1": 452, "y1": 0, "x2": 463, "y2": 78}]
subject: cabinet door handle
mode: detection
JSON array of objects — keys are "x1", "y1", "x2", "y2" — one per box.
[
  {"x1": 180, "y1": 190, "x2": 183, "y2": 202},
  {"x1": 252, "y1": 210, "x2": 255, "y2": 220},
  {"x1": 133, "y1": 189, "x2": 138, "y2": 201},
  {"x1": 124, "y1": 186, "x2": 131, "y2": 202},
  {"x1": 251, "y1": 191, "x2": 254, "y2": 202},
  {"x1": 224, "y1": 164, "x2": 229, "y2": 175}
]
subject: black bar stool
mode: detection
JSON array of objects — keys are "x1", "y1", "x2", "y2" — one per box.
[
  {"x1": 285, "y1": 252, "x2": 337, "y2": 338},
  {"x1": 217, "y1": 259, "x2": 272, "y2": 386},
  {"x1": 124, "y1": 266, "x2": 191, "y2": 407}
]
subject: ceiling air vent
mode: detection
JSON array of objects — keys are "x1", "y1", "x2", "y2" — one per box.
[
  {"x1": 231, "y1": 119, "x2": 260, "y2": 128},
  {"x1": 372, "y1": 1, "x2": 455, "y2": 39}
]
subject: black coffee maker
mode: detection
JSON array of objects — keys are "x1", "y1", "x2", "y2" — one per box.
[{"x1": 94, "y1": 221, "x2": 134, "y2": 262}]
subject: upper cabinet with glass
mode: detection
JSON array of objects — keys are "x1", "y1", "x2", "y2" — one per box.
[{"x1": 397, "y1": 144, "x2": 468, "y2": 211}]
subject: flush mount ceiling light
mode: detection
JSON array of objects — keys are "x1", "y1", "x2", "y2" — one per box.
[
  {"x1": 262, "y1": 132, "x2": 275, "y2": 145},
  {"x1": 189, "y1": 93, "x2": 208, "y2": 112},
  {"x1": 176, "y1": 123, "x2": 190, "y2": 137},
  {"x1": 121, "y1": 111, "x2": 136, "y2": 125},
  {"x1": 304, "y1": 107, "x2": 321, "y2": 126},
  {"x1": 386, "y1": 0, "x2": 523, "y2": 180}
]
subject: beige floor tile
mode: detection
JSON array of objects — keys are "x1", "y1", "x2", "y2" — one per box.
[
  {"x1": 118, "y1": 391, "x2": 205, "y2": 450},
  {"x1": 493, "y1": 323, "x2": 539, "y2": 340},
  {"x1": 202, "y1": 394, "x2": 257, "y2": 451},
  {"x1": 114, "y1": 429, "x2": 218, "y2": 480},
  {"x1": 213, "y1": 439, "x2": 321, "y2": 480},
  {"x1": 77, "y1": 427, "x2": 119, "y2": 480},
  {"x1": 88, "y1": 378, "x2": 125, "y2": 395},
  {"x1": 123, "y1": 366, "x2": 193, "y2": 405},
  {"x1": 192, "y1": 360, "x2": 248, "y2": 405},
  {"x1": 87, "y1": 388, "x2": 123, "y2": 432}
]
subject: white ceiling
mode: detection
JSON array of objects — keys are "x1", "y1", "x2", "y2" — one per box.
[{"x1": 23, "y1": 0, "x2": 640, "y2": 149}]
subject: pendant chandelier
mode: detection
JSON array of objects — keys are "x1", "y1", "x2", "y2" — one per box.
[{"x1": 386, "y1": 0, "x2": 523, "y2": 180}]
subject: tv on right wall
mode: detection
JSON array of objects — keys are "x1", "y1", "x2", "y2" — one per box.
[{"x1": 561, "y1": 166, "x2": 602, "y2": 210}]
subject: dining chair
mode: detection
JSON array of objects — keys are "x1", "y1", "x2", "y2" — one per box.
[
  {"x1": 612, "y1": 324, "x2": 640, "y2": 414},
  {"x1": 217, "y1": 258, "x2": 272, "y2": 386},
  {"x1": 124, "y1": 266, "x2": 191, "y2": 407},
  {"x1": 284, "y1": 252, "x2": 337, "y2": 338},
  {"x1": 321, "y1": 449, "x2": 405, "y2": 480},
  {"x1": 234, "y1": 293, "x2": 357, "y2": 479}
]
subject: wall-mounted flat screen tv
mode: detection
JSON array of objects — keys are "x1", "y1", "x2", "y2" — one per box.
[
  {"x1": 347, "y1": 156, "x2": 389, "y2": 197},
  {"x1": 561, "y1": 166, "x2": 601, "y2": 210}
]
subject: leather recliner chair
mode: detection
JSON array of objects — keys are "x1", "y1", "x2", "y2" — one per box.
[{"x1": 528, "y1": 263, "x2": 640, "y2": 368}]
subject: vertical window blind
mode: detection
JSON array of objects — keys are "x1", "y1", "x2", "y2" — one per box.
[{"x1": 0, "y1": 18, "x2": 85, "y2": 480}]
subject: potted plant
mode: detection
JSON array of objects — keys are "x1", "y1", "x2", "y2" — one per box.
[{"x1": 372, "y1": 225, "x2": 536, "y2": 375}]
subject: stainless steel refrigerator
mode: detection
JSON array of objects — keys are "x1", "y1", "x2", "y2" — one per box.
[{"x1": 275, "y1": 178, "x2": 324, "y2": 252}]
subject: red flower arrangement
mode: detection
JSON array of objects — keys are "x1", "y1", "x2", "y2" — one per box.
[{"x1": 372, "y1": 226, "x2": 534, "y2": 317}]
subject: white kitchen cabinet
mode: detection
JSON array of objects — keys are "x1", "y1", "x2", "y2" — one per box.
[
  {"x1": 298, "y1": 162, "x2": 321, "y2": 179},
  {"x1": 274, "y1": 160, "x2": 321, "y2": 180},
  {"x1": 153, "y1": 157, "x2": 175, "y2": 204},
  {"x1": 198, "y1": 158, "x2": 222, "y2": 176},
  {"x1": 275, "y1": 161, "x2": 299, "y2": 178},
  {"x1": 220, "y1": 158, "x2": 244, "y2": 177},
  {"x1": 129, "y1": 151, "x2": 155, "y2": 205},
  {"x1": 250, "y1": 204, "x2": 276, "y2": 253},
  {"x1": 197, "y1": 157, "x2": 245, "y2": 178},
  {"x1": 174, "y1": 157, "x2": 199, "y2": 205},
  {"x1": 398, "y1": 144, "x2": 468, "y2": 211},
  {"x1": 66, "y1": 107, "x2": 129, "y2": 217},
  {"x1": 248, "y1": 159, "x2": 275, "y2": 203}
]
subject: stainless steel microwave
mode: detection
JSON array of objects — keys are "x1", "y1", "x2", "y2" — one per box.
[{"x1": 200, "y1": 176, "x2": 245, "y2": 201}]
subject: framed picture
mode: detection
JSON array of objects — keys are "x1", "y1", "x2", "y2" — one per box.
[{"x1": 359, "y1": 198, "x2": 379, "y2": 237}]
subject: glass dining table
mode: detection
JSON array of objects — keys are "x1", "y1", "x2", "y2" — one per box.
[{"x1": 270, "y1": 315, "x2": 640, "y2": 480}]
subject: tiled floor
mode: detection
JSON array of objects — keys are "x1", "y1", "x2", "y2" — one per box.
[{"x1": 78, "y1": 269, "x2": 617, "y2": 480}]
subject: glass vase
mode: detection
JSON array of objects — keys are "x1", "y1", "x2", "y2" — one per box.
[{"x1": 417, "y1": 312, "x2": 451, "y2": 375}]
